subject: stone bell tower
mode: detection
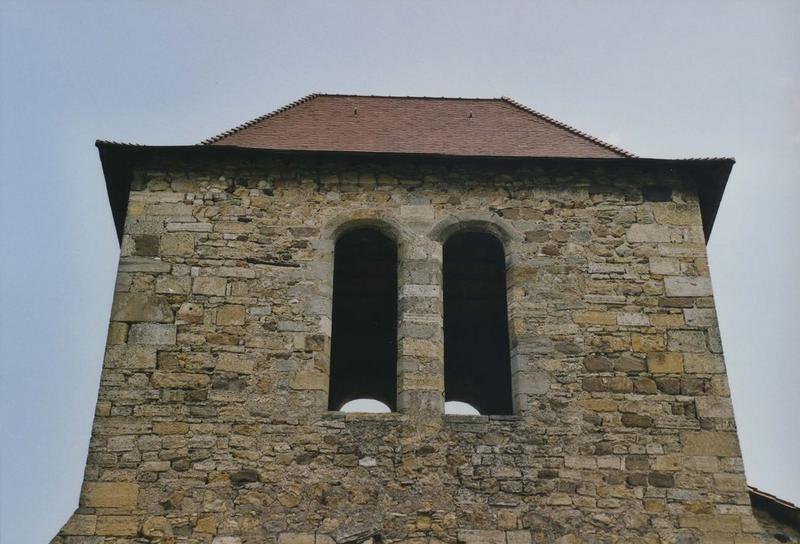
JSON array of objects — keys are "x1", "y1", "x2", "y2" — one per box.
[{"x1": 54, "y1": 94, "x2": 765, "y2": 543}]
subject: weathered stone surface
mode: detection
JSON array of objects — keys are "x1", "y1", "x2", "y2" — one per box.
[
  {"x1": 573, "y1": 310, "x2": 616, "y2": 325},
  {"x1": 118, "y1": 256, "x2": 171, "y2": 273},
  {"x1": 647, "y1": 352, "x2": 684, "y2": 373},
  {"x1": 192, "y1": 276, "x2": 227, "y2": 296},
  {"x1": 458, "y1": 530, "x2": 506, "y2": 544},
  {"x1": 57, "y1": 158, "x2": 762, "y2": 542},
  {"x1": 60, "y1": 514, "x2": 96, "y2": 535},
  {"x1": 155, "y1": 275, "x2": 190, "y2": 295},
  {"x1": 127, "y1": 323, "x2": 176, "y2": 345},
  {"x1": 584, "y1": 356, "x2": 613, "y2": 372},
  {"x1": 151, "y1": 372, "x2": 209, "y2": 389},
  {"x1": 627, "y1": 223, "x2": 672, "y2": 243},
  {"x1": 215, "y1": 353, "x2": 256, "y2": 374},
  {"x1": 614, "y1": 354, "x2": 646, "y2": 373},
  {"x1": 277, "y1": 534, "x2": 315, "y2": 544},
  {"x1": 684, "y1": 308, "x2": 716, "y2": 327},
  {"x1": 152, "y1": 421, "x2": 189, "y2": 435},
  {"x1": 680, "y1": 514, "x2": 741, "y2": 532},
  {"x1": 682, "y1": 431, "x2": 740, "y2": 456},
  {"x1": 664, "y1": 276, "x2": 713, "y2": 297},
  {"x1": 684, "y1": 353, "x2": 725, "y2": 374},
  {"x1": 176, "y1": 302, "x2": 204, "y2": 323},
  {"x1": 289, "y1": 371, "x2": 326, "y2": 390},
  {"x1": 622, "y1": 414, "x2": 653, "y2": 428},
  {"x1": 106, "y1": 322, "x2": 128, "y2": 345},
  {"x1": 82, "y1": 482, "x2": 138, "y2": 508},
  {"x1": 653, "y1": 203, "x2": 698, "y2": 225},
  {"x1": 133, "y1": 234, "x2": 159, "y2": 256},
  {"x1": 160, "y1": 232, "x2": 195, "y2": 256},
  {"x1": 230, "y1": 470, "x2": 260, "y2": 487},
  {"x1": 617, "y1": 312, "x2": 649, "y2": 326},
  {"x1": 110, "y1": 293, "x2": 173, "y2": 323},
  {"x1": 95, "y1": 516, "x2": 138, "y2": 536},
  {"x1": 668, "y1": 330, "x2": 707, "y2": 352},
  {"x1": 696, "y1": 396, "x2": 734, "y2": 418},
  {"x1": 212, "y1": 537, "x2": 243, "y2": 544},
  {"x1": 216, "y1": 304, "x2": 246, "y2": 325}
]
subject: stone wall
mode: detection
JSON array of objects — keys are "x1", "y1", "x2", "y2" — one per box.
[{"x1": 54, "y1": 155, "x2": 764, "y2": 543}]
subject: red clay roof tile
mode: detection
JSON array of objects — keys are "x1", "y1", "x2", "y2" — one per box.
[{"x1": 203, "y1": 94, "x2": 634, "y2": 158}]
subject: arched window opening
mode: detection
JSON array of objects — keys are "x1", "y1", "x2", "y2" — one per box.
[
  {"x1": 329, "y1": 228, "x2": 397, "y2": 411},
  {"x1": 443, "y1": 231, "x2": 513, "y2": 415},
  {"x1": 444, "y1": 401, "x2": 481, "y2": 416},
  {"x1": 340, "y1": 399, "x2": 392, "y2": 413}
]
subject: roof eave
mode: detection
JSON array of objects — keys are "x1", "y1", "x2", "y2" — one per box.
[{"x1": 96, "y1": 141, "x2": 733, "y2": 246}]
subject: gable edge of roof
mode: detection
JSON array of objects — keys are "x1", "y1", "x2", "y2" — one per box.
[
  {"x1": 500, "y1": 96, "x2": 635, "y2": 158},
  {"x1": 201, "y1": 92, "x2": 322, "y2": 145}
]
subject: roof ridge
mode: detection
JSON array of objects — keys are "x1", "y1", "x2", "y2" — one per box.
[
  {"x1": 201, "y1": 92, "x2": 322, "y2": 145},
  {"x1": 308, "y1": 93, "x2": 501, "y2": 100},
  {"x1": 500, "y1": 96, "x2": 636, "y2": 158}
]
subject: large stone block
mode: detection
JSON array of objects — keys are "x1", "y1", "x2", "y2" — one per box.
[
  {"x1": 161, "y1": 232, "x2": 194, "y2": 257},
  {"x1": 118, "y1": 256, "x2": 171, "y2": 273},
  {"x1": 152, "y1": 421, "x2": 189, "y2": 435},
  {"x1": 82, "y1": 482, "x2": 139, "y2": 508},
  {"x1": 278, "y1": 534, "x2": 315, "y2": 544},
  {"x1": 110, "y1": 293, "x2": 173, "y2": 323},
  {"x1": 664, "y1": 276, "x2": 713, "y2": 297},
  {"x1": 667, "y1": 330, "x2": 707, "y2": 353},
  {"x1": 215, "y1": 353, "x2": 256, "y2": 374},
  {"x1": 151, "y1": 371, "x2": 209, "y2": 389},
  {"x1": 155, "y1": 275, "x2": 191, "y2": 295},
  {"x1": 95, "y1": 516, "x2": 139, "y2": 536},
  {"x1": 684, "y1": 308, "x2": 717, "y2": 328},
  {"x1": 192, "y1": 276, "x2": 227, "y2": 296},
  {"x1": 217, "y1": 304, "x2": 246, "y2": 325},
  {"x1": 647, "y1": 352, "x2": 683, "y2": 373},
  {"x1": 212, "y1": 537, "x2": 243, "y2": 544},
  {"x1": 289, "y1": 371, "x2": 327, "y2": 391},
  {"x1": 128, "y1": 323, "x2": 176, "y2": 345},
  {"x1": 695, "y1": 396, "x2": 734, "y2": 418},
  {"x1": 653, "y1": 203, "x2": 699, "y2": 225},
  {"x1": 458, "y1": 530, "x2": 506, "y2": 544},
  {"x1": 679, "y1": 514, "x2": 741, "y2": 533},
  {"x1": 60, "y1": 514, "x2": 97, "y2": 536},
  {"x1": 650, "y1": 256, "x2": 681, "y2": 275},
  {"x1": 573, "y1": 310, "x2": 617, "y2": 325},
  {"x1": 681, "y1": 431, "x2": 740, "y2": 456},
  {"x1": 627, "y1": 223, "x2": 672, "y2": 243},
  {"x1": 684, "y1": 353, "x2": 725, "y2": 374}
]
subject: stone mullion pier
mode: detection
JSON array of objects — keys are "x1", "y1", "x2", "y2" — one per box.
[
  {"x1": 396, "y1": 235, "x2": 445, "y2": 418},
  {"x1": 505, "y1": 250, "x2": 552, "y2": 417},
  {"x1": 301, "y1": 235, "x2": 335, "y2": 413}
]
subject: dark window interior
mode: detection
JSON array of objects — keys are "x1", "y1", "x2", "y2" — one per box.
[
  {"x1": 328, "y1": 228, "x2": 398, "y2": 411},
  {"x1": 443, "y1": 231, "x2": 513, "y2": 415}
]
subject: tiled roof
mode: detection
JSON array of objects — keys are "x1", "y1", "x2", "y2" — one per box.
[{"x1": 202, "y1": 94, "x2": 634, "y2": 159}]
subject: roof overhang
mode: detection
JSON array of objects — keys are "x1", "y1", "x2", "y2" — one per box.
[
  {"x1": 748, "y1": 486, "x2": 800, "y2": 530},
  {"x1": 96, "y1": 141, "x2": 733, "y2": 246}
]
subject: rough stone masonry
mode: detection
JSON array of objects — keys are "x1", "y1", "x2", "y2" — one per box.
[{"x1": 52, "y1": 96, "x2": 769, "y2": 543}]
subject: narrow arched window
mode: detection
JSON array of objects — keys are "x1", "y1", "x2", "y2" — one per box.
[
  {"x1": 443, "y1": 231, "x2": 512, "y2": 415},
  {"x1": 328, "y1": 228, "x2": 397, "y2": 411}
]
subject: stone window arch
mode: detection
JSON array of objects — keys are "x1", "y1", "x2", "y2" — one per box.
[
  {"x1": 328, "y1": 226, "x2": 398, "y2": 411},
  {"x1": 442, "y1": 230, "x2": 513, "y2": 415}
]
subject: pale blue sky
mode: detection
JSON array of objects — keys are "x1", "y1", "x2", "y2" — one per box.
[{"x1": 1, "y1": 1, "x2": 798, "y2": 542}]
